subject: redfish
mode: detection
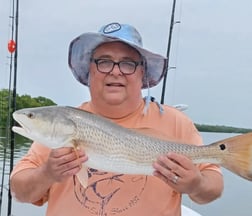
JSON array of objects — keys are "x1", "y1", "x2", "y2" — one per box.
[{"x1": 12, "y1": 106, "x2": 252, "y2": 187}]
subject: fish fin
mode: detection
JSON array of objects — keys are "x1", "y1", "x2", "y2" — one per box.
[
  {"x1": 72, "y1": 140, "x2": 82, "y2": 168},
  {"x1": 72, "y1": 140, "x2": 88, "y2": 188},
  {"x1": 215, "y1": 132, "x2": 252, "y2": 181},
  {"x1": 76, "y1": 165, "x2": 89, "y2": 188}
]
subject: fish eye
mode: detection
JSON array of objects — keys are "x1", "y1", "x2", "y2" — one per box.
[{"x1": 27, "y1": 112, "x2": 35, "y2": 119}]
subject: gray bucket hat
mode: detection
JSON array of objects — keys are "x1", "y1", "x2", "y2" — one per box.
[{"x1": 68, "y1": 22, "x2": 168, "y2": 89}]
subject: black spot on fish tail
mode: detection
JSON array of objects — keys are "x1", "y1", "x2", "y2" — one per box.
[{"x1": 219, "y1": 144, "x2": 226, "y2": 150}]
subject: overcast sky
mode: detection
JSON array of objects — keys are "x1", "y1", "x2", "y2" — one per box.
[{"x1": 1, "y1": 0, "x2": 252, "y2": 128}]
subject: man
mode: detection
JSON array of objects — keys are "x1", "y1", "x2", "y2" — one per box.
[{"x1": 10, "y1": 22, "x2": 223, "y2": 216}]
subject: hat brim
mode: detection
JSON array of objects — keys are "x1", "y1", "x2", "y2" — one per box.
[{"x1": 68, "y1": 32, "x2": 168, "y2": 89}]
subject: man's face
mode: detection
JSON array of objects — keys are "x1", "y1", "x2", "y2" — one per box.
[{"x1": 89, "y1": 42, "x2": 144, "y2": 107}]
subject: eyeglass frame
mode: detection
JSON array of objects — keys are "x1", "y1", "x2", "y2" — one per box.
[{"x1": 90, "y1": 58, "x2": 144, "y2": 75}]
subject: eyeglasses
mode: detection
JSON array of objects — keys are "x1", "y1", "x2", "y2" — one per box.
[{"x1": 91, "y1": 58, "x2": 143, "y2": 75}]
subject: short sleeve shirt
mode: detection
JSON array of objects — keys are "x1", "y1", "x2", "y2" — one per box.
[{"x1": 11, "y1": 101, "x2": 221, "y2": 216}]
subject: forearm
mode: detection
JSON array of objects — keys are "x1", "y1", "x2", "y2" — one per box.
[
  {"x1": 10, "y1": 147, "x2": 87, "y2": 203},
  {"x1": 189, "y1": 170, "x2": 224, "y2": 204},
  {"x1": 10, "y1": 165, "x2": 54, "y2": 203}
]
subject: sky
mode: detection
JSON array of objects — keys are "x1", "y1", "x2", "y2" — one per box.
[{"x1": 1, "y1": 0, "x2": 252, "y2": 129}]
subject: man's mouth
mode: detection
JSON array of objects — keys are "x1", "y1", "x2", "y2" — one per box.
[{"x1": 106, "y1": 83, "x2": 125, "y2": 87}]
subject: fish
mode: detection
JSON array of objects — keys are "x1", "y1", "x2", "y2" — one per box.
[{"x1": 12, "y1": 106, "x2": 252, "y2": 187}]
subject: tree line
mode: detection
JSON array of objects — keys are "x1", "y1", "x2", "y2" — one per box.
[
  {"x1": 195, "y1": 123, "x2": 252, "y2": 134},
  {"x1": 0, "y1": 88, "x2": 56, "y2": 128}
]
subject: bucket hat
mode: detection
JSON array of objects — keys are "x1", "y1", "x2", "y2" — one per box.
[{"x1": 68, "y1": 22, "x2": 168, "y2": 89}]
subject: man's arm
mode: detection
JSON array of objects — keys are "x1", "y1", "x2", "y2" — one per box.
[
  {"x1": 153, "y1": 152, "x2": 224, "y2": 204},
  {"x1": 10, "y1": 147, "x2": 87, "y2": 203},
  {"x1": 188, "y1": 169, "x2": 223, "y2": 204}
]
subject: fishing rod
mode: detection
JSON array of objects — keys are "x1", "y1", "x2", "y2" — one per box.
[
  {"x1": 0, "y1": 56, "x2": 14, "y2": 215},
  {"x1": 160, "y1": 0, "x2": 178, "y2": 104},
  {"x1": 7, "y1": 0, "x2": 19, "y2": 215},
  {"x1": 0, "y1": 0, "x2": 16, "y2": 214}
]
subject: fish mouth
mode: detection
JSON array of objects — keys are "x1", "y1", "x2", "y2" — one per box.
[
  {"x1": 12, "y1": 125, "x2": 26, "y2": 135},
  {"x1": 12, "y1": 114, "x2": 31, "y2": 136},
  {"x1": 12, "y1": 122, "x2": 33, "y2": 141}
]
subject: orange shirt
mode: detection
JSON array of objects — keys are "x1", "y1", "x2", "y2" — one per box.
[{"x1": 11, "y1": 100, "x2": 221, "y2": 216}]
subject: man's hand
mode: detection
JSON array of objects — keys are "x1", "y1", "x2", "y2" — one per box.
[
  {"x1": 152, "y1": 152, "x2": 223, "y2": 204},
  {"x1": 153, "y1": 152, "x2": 201, "y2": 193},
  {"x1": 42, "y1": 147, "x2": 88, "y2": 184}
]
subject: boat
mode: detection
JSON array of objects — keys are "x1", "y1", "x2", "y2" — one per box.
[{"x1": 182, "y1": 205, "x2": 202, "y2": 216}]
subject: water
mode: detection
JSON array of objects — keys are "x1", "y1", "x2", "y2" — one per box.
[
  {"x1": 0, "y1": 131, "x2": 251, "y2": 216},
  {"x1": 0, "y1": 129, "x2": 47, "y2": 216}
]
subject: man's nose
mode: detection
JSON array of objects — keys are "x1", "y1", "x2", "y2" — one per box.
[{"x1": 110, "y1": 63, "x2": 123, "y2": 76}]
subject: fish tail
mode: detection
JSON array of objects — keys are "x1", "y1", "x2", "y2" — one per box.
[{"x1": 216, "y1": 132, "x2": 252, "y2": 181}]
